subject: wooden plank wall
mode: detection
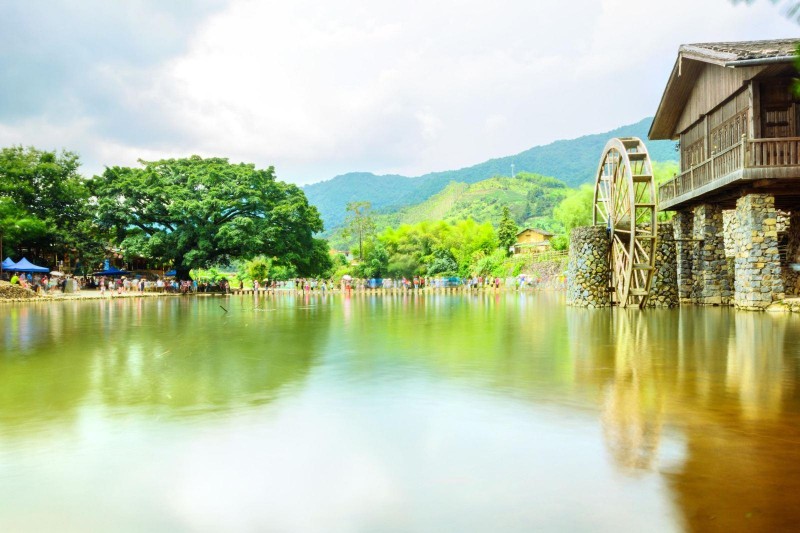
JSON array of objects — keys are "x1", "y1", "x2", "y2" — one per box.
[{"x1": 676, "y1": 64, "x2": 763, "y2": 134}]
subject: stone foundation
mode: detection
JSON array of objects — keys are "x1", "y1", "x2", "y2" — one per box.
[
  {"x1": 733, "y1": 194, "x2": 784, "y2": 310},
  {"x1": 673, "y1": 210, "x2": 694, "y2": 302},
  {"x1": 567, "y1": 226, "x2": 611, "y2": 308},
  {"x1": 692, "y1": 204, "x2": 733, "y2": 305},
  {"x1": 645, "y1": 223, "x2": 679, "y2": 308},
  {"x1": 782, "y1": 212, "x2": 800, "y2": 296}
]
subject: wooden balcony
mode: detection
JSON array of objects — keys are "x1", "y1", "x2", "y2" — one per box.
[{"x1": 658, "y1": 137, "x2": 800, "y2": 210}]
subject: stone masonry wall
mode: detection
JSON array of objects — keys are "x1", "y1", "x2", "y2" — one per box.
[
  {"x1": 782, "y1": 211, "x2": 800, "y2": 296},
  {"x1": 723, "y1": 210, "x2": 736, "y2": 258},
  {"x1": 692, "y1": 204, "x2": 733, "y2": 305},
  {"x1": 672, "y1": 210, "x2": 694, "y2": 302},
  {"x1": 734, "y1": 194, "x2": 784, "y2": 310},
  {"x1": 567, "y1": 226, "x2": 611, "y2": 308},
  {"x1": 645, "y1": 223, "x2": 679, "y2": 308}
]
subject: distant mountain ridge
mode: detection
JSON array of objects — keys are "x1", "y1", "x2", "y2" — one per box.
[{"x1": 304, "y1": 117, "x2": 676, "y2": 230}]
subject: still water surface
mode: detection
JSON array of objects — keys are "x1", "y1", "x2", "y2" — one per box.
[{"x1": 2, "y1": 292, "x2": 800, "y2": 532}]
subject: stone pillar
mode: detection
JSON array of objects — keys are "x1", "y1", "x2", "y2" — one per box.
[
  {"x1": 723, "y1": 210, "x2": 737, "y2": 259},
  {"x1": 567, "y1": 226, "x2": 611, "y2": 308},
  {"x1": 646, "y1": 223, "x2": 679, "y2": 308},
  {"x1": 692, "y1": 204, "x2": 733, "y2": 305},
  {"x1": 782, "y1": 211, "x2": 800, "y2": 296},
  {"x1": 672, "y1": 210, "x2": 693, "y2": 302},
  {"x1": 733, "y1": 194, "x2": 785, "y2": 310}
]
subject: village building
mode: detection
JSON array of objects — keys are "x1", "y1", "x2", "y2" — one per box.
[
  {"x1": 650, "y1": 38, "x2": 800, "y2": 309},
  {"x1": 513, "y1": 228, "x2": 553, "y2": 254}
]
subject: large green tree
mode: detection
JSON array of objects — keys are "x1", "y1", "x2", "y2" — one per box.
[
  {"x1": 497, "y1": 206, "x2": 518, "y2": 255},
  {"x1": 553, "y1": 184, "x2": 594, "y2": 233},
  {"x1": 0, "y1": 146, "x2": 99, "y2": 265},
  {"x1": 341, "y1": 201, "x2": 376, "y2": 259},
  {"x1": 92, "y1": 156, "x2": 325, "y2": 279}
]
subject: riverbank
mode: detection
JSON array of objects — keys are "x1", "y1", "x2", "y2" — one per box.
[
  {"x1": 0, "y1": 284, "x2": 566, "y2": 304},
  {"x1": 0, "y1": 281, "x2": 186, "y2": 303}
]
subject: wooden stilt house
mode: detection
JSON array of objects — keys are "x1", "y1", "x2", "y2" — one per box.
[{"x1": 651, "y1": 38, "x2": 800, "y2": 210}]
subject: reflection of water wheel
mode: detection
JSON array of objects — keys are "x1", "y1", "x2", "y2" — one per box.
[{"x1": 592, "y1": 137, "x2": 657, "y2": 308}]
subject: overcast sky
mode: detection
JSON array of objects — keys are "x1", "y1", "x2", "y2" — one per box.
[{"x1": 0, "y1": 0, "x2": 796, "y2": 184}]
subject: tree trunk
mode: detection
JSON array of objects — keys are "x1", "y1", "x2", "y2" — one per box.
[
  {"x1": 175, "y1": 266, "x2": 192, "y2": 281},
  {"x1": 174, "y1": 255, "x2": 191, "y2": 281}
]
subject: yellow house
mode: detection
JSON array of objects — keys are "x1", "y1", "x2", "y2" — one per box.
[{"x1": 513, "y1": 228, "x2": 553, "y2": 254}]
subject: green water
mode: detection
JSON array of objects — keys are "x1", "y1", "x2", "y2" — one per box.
[{"x1": 2, "y1": 292, "x2": 800, "y2": 532}]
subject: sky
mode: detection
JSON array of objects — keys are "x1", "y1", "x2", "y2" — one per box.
[{"x1": 0, "y1": 0, "x2": 796, "y2": 185}]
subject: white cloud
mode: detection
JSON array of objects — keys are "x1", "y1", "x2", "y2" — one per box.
[{"x1": 0, "y1": 0, "x2": 796, "y2": 183}]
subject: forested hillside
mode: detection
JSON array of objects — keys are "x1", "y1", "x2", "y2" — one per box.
[
  {"x1": 305, "y1": 117, "x2": 677, "y2": 230},
  {"x1": 375, "y1": 173, "x2": 568, "y2": 231}
]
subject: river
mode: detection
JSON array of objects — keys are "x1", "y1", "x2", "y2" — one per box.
[{"x1": 1, "y1": 292, "x2": 800, "y2": 532}]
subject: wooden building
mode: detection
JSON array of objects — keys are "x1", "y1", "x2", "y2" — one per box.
[
  {"x1": 652, "y1": 39, "x2": 800, "y2": 210},
  {"x1": 649, "y1": 39, "x2": 800, "y2": 309},
  {"x1": 513, "y1": 228, "x2": 553, "y2": 254}
]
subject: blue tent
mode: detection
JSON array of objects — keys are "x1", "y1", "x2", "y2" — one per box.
[
  {"x1": 6, "y1": 257, "x2": 49, "y2": 273},
  {"x1": 93, "y1": 266, "x2": 130, "y2": 277},
  {"x1": 2, "y1": 257, "x2": 15, "y2": 270},
  {"x1": 93, "y1": 259, "x2": 130, "y2": 277},
  {"x1": 165, "y1": 269, "x2": 176, "y2": 277}
]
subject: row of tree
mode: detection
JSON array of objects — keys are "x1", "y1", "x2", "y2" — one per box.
[
  {"x1": 333, "y1": 161, "x2": 682, "y2": 279},
  {"x1": 1, "y1": 147, "x2": 332, "y2": 279},
  {"x1": 334, "y1": 205, "x2": 535, "y2": 279}
]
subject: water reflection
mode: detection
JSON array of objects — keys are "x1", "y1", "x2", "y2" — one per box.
[
  {"x1": 566, "y1": 305, "x2": 800, "y2": 531},
  {"x1": 0, "y1": 297, "x2": 329, "y2": 440},
  {"x1": 603, "y1": 311, "x2": 665, "y2": 472},
  {"x1": 2, "y1": 294, "x2": 800, "y2": 531},
  {"x1": 726, "y1": 312, "x2": 795, "y2": 420}
]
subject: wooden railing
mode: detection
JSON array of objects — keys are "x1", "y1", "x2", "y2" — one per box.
[
  {"x1": 658, "y1": 136, "x2": 800, "y2": 204},
  {"x1": 530, "y1": 249, "x2": 568, "y2": 263},
  {"x1": 750, "y1": 138, "x2": 800, "y2": 167}
]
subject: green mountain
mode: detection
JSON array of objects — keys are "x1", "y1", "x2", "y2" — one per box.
[
  {"x1": 305, "y1": 117, "x2": 676, "y2": 230},
  {"x1": 375, "y1": 173, "x2": 569, "y2": 231}
]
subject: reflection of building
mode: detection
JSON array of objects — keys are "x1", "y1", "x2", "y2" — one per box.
[
  {"x1": 725, "y1": 313, "x2": 791, "y2": 420},
  {"x1": 513, "y1": 228, "x2": 553, "y2": 254},
  {"x1": 600, "y1": 311, "x2": 664, "y2": 472},
  {"x1": 569, "y1": 304, "x2": 800, "y2": 532}
]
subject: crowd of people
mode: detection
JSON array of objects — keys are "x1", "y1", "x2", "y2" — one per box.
[
  {"x1": 2, "y1": 272, "x2": 234, "y2": 295},
  {"x1": 3, "y1": 271, "x2": 565, "y2": 297},
  {"x1": 245, "y1": 275, "x2": 563, "y2": 293},
  {"x1": 6, "y1": 272, "x2": 81, "y2": 293}
]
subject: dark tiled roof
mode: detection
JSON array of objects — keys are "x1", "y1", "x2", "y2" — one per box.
[{"x1": 680, "y1": 38, "x2": 800, "y2": 64}]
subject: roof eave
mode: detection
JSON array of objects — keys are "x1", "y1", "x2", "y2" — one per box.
[
  {"x1": 678, "y1": 45, "x2": 738, "y2": 66},
  {"x1": 723, "y1": 55, "x2": 796, "y2": 67}
]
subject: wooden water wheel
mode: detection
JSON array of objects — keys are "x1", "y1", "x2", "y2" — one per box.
[{"x1": 592, "y1": 137, "x2": 657, "y2": 308}]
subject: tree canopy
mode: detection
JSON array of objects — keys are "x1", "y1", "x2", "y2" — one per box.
[
  {"x1": 92, "y1": 156, "x2": 326, "y2": 279},
  {"x1": 362, "y1": 219, "x2": 498, "y2": 278},
  {"x1": 0, "y1": 146, "x2": 101, "y2": 265},
  {"x1": 497, "y1": 206, "x2": 518, "y2": 255},
  {"x1": 341, "y1": 201, "x2": 376, "y2": 259}
]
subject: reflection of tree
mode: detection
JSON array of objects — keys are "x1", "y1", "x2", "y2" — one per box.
[
  {"x1": 94, "y1": 298, "x2": 327, "y2": 413},
  {"x1": 0, "y1": 297, "x2": 328, "y2": 441},
  {"x1": 0, "y1": 305, "x2": 94, "y2": 438},
  {"x1": 344, "y1": 291, "x2": 576, "y2": 395}
]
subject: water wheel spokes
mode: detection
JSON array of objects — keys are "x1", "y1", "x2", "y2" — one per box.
[{"x1": 592, "y1": 137, "x2": 657, "y2": 308}]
